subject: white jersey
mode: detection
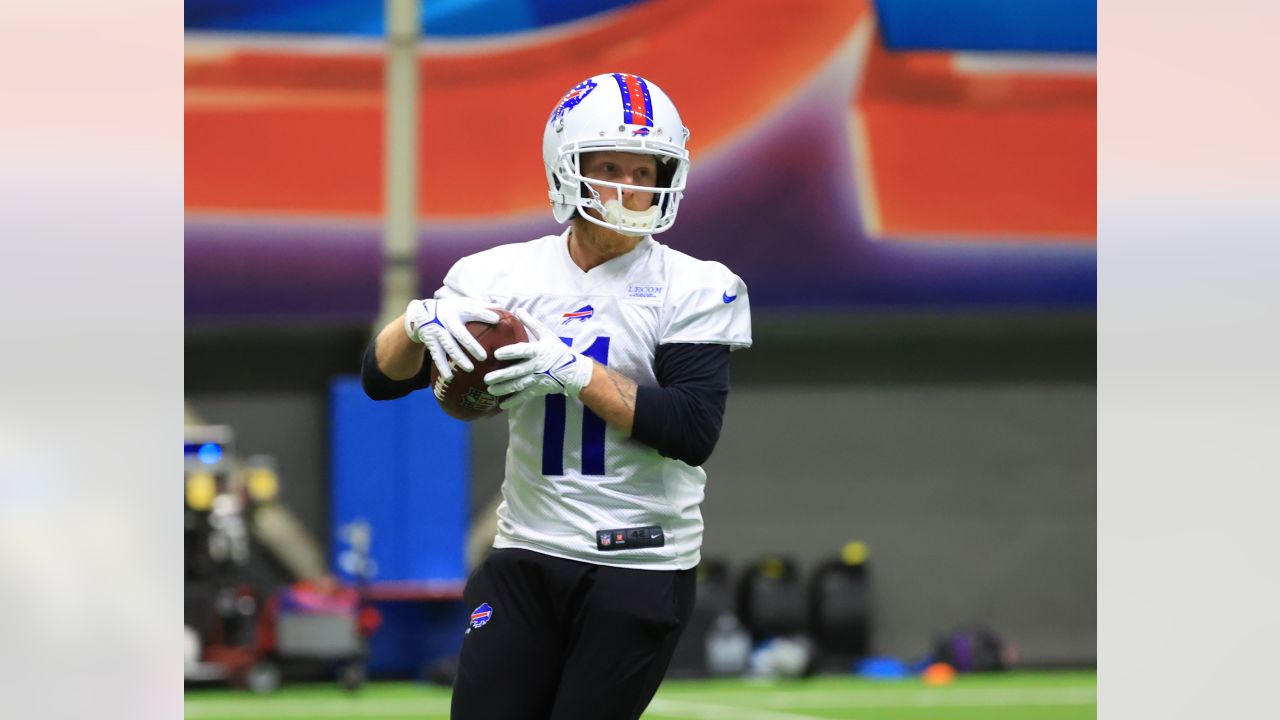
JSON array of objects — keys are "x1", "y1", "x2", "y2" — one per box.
[{"x1": 435, "y1": 229, "x2": 752, "y2": 570}]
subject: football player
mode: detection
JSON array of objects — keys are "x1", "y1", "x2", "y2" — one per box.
[{"x1": 362, "y1": 73, "x2": 752, "y2": 719}]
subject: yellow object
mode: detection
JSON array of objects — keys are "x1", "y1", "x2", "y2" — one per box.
[
  {"x1": 186, "y1": 472, "x2": 217, "y2": 511},
  {"x1": 841, "y1": 541, "x2": 869, "y2": 565},
  {"x1": 760, "y1": 557, "x2": 785, "y2": 580},
  {"x1": 246, "y1": 468, "x2": 280, "y2": 502},
  {"x1": 922, "y1": 662, "x2": 956, "y2": 686}
]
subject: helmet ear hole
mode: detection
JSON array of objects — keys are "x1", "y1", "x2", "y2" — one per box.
[
  {"x1": 655, "y1": 158, "x2": 677, "y2": 190},
  {"x1": 652, "y1": 159, "x2": 678, "y2": 208}
]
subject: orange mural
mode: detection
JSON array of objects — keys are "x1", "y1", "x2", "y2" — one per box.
[
  {"x1": 185, "y1": 0, "x2": 870, "y2": 219},
  {"x1": 186, "y1": 0, "x2": 1096, "y2": 320},
  {"x1": 853, "y1": 37, "x2": 1095, "y2": 243}
]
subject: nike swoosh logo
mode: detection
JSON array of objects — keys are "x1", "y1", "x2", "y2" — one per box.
[
  {"x1": 538, "y1": 356, "x2": 575, "y2": 389},
  {"x1": 722, "y1": 292, "x2": 737, "y2": 303},
  {"x1": 650, "y1": 533, "x2": 661, "y2": 539}
]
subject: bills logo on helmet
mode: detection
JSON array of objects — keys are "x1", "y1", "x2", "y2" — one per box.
[
  {"x1": 469, "y1": 602, "x2": 493, "y2": 631},
  {"x1": 550, "y1": 78, "x2": 597, "y2": 124},
  {"x1": 631, "y1": 127, "x2": 650, "y2": 137},
  {"x1": 561, "y1": 305, "x2": 594, "y2": 325}
]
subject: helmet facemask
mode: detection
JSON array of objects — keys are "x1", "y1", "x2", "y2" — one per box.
[{"x1": 555, "y1": 141, "x2": 688, "y2": 237}]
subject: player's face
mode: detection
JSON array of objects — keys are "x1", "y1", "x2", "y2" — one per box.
[{"x1": 580, "y1": 151, "x2": 658, "y2": 211}]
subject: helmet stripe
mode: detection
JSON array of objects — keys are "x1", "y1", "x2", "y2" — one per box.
[
  {"x1": 612, "y1": 73, "x2": 654, "y2": 127},
  {"x1": 635, "y1": 76, "x2": 654, "y2": 126}
]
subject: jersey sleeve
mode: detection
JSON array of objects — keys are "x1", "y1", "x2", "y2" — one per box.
[
  {"x1": 661, "y1": 262, "x2": 752, "y2": 349},
  {"x1": 433, "y1": 254, "x2": 491, "y2": 301}
]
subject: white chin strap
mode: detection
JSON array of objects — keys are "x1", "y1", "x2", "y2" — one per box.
[{"x1": 601, "y1": 198, "x2": 659, "y2": 234}]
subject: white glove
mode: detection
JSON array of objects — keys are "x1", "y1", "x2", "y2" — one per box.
[
  {"x1": 484, "y1": 308, "x2": 595, "y2": 410},
  {"x1": 403, "y1": 297, "x2": 500, "y2": 381}
]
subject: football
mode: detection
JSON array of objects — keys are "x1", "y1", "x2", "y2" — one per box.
[{"x1": 428, "y1": 309, "x2": 528, "y2": 421}]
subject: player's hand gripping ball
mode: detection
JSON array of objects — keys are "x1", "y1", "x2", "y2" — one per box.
[{"x1": 427, "y1": 309, "x2": 529, "y2": 420}]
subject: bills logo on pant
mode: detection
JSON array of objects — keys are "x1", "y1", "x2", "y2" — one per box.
[{"x1": 469, "y1": 602, "x2": 494, "y2": 630}]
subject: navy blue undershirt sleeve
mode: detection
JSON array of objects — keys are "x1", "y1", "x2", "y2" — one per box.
[
  {"x1": 360, "y1": 338, "x2": 433, "y2": 401},
  {"x1": 630, "y1": 343, "x2": 732, "y2": 466}
]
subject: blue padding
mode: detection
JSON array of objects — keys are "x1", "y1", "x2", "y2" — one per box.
[
  {"x1": 874, "y1": 0, "x2": 1096, "y2": 53},
  {"x1": 330, "y1": 376, "x2": 468, "y2": 583},
  {"x1": 366, "y1": 600, "x2": 468, "y2": 675}
]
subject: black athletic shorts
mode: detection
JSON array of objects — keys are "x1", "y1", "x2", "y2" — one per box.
[{"x1": 451, "y1": 547, "x2": 697, "y2": 720}]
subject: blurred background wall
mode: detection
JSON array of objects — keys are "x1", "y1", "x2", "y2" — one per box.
[{"x1": 185, "y1": 0, "x2": 1095, "y2": 668}]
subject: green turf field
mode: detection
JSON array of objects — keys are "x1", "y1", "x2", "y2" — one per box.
[{"x1": 185, "y1": 670, "x2": 1096, "y2": 719}]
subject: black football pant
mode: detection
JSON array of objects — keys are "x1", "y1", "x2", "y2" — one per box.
[{"x1": 451, "y1": 548, "x2": 696, "y2": 720}]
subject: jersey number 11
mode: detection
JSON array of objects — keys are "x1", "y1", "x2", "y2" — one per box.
[{"x1": 542, "y1": 336, "x2": 609, "y2": 476}]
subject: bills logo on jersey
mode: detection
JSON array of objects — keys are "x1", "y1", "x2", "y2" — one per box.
[
  {"x1": 550, "y1": 78, "x2": 597, "y2": 125},
  {"x1": 469, "y1": 603, "x2": 493, "y2": 631},
  {"x1": 561, "y1": 305, "x2": 594, "y2": 325}
]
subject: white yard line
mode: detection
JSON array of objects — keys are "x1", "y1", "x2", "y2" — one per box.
[
  {"x1": 646, "y1": 698, "x2": 831, "y2": 720},
  {"x1": 184, "y1": 697, "x2": 451, "y2": 718},
  {"x1": 744, "y1": 686, "x2": 1098, "y2": 708},
  {"x1": 185, "y1": 685, "x2": 1096, "y2": 719}
]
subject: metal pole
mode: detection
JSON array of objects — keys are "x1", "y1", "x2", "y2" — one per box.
[{"x1": 378, "y1": 0, "x2": 421, "y2": 331}]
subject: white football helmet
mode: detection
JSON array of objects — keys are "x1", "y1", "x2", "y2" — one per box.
[{"x1": 543, "y1": 73, "x2": 690, "y2": 236}]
